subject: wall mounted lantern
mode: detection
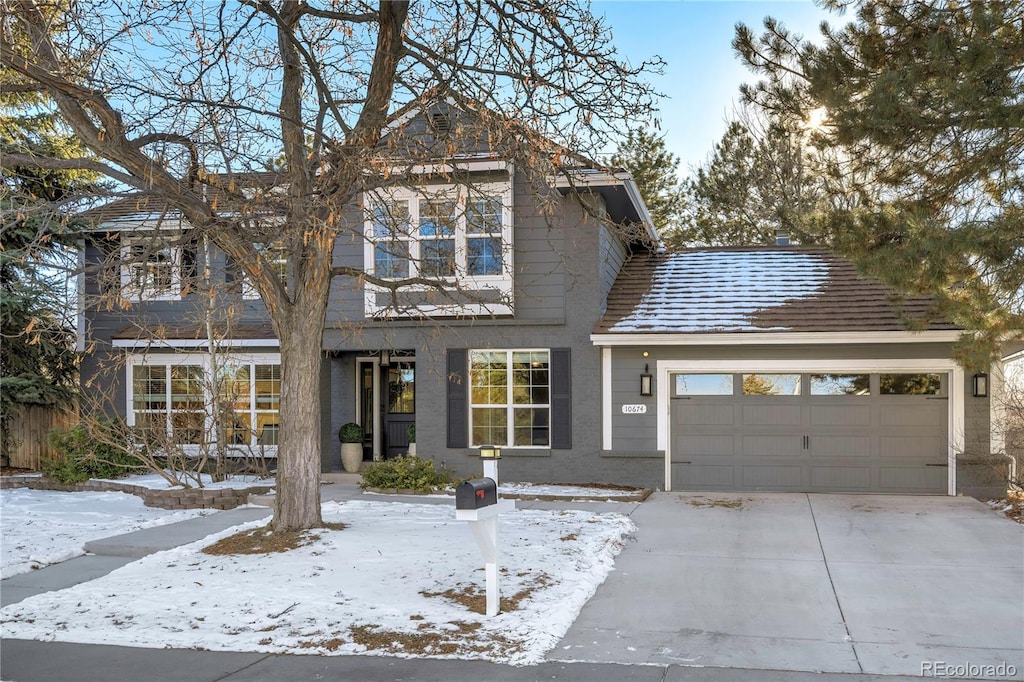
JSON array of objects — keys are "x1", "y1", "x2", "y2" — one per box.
[
  {"x1": 479, "y1": 444, "x2": 502, "y2": 460},
  {"x1": 640, "y1": 364, "x2": 653, "y2": 397},
  {"x1": 972, "y1": 373, "x2": 988, "y2": 398}
]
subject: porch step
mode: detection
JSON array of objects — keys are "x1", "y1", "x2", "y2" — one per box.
[{"x1": 321, "y1": 472, "x2": 363, "y2": 485}]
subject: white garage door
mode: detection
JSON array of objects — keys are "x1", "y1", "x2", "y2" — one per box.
[{"x1": 670, "y1": 372, "x2": 949, "y2": 493}]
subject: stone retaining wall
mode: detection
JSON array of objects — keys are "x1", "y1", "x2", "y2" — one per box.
[{"x1": 0, "y1": 477, "x2": 271, "y2": 510}]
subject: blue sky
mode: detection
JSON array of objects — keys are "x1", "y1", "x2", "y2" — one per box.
[{"x1": 592, "y1": 1, "x2": 839, "y2": 175}]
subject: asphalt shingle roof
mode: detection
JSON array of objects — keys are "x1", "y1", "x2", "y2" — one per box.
[{"x1": 595, "y1": 247, "x2": 959, "y2": 335}]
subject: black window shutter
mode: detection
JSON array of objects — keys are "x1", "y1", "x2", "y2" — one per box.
[
  {"x1": 447, "y1": 349, "x2": 468, "y2": 448},
  {"x1": 550, "y1": 348, "x2": 572, "y2": 449}
]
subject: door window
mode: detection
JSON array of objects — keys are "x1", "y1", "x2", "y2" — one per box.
[{"x1": 388, "y1": 363, "x2": 415, "y2": 413}]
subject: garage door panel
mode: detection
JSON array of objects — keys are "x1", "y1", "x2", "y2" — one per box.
[
  {"x1": 669, "y1": 371, "x2": 949, "y2": 495},
  {"x1": 741, "y1": 434, "x2": 804, "y2": 457},
  {"x1": 880, "y1": 435, "x2": 946, "y2": 461},
  {"x1": 742, "y1": 404, "x2": 802, "y2": 426},
  {"x1": 675, "y1": 404, "x2": 735, "y2": 426},
  {"x1": 673, "y1": 463, "x2": 735, "y2": 488},
  {"x1": 742, "y1": 465, "x2": 802, "y2": 488},
  {"x1": 879, "y1": 466, "x2": 947, "y2": 491},
  {"x1": 674, "y1": 434, "x2": 734, "y2": 457},
  {"x1": 810, "y1": 405, "x2": 872, "y2": 427},
  {"x1": 811, "y1": 466, "x2": 871, "y2": 489},
  {"x1": 880, "y1": 403, "x2": 946, "y2": 427},
  {"x1": 811, "y1": 435, "x2": 872, "y2": 458}
]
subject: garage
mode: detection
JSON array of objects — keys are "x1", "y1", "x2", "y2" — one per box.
[
  {"x1": 591, "y1": 247, "x2": 995, "y2": 496},
  {"x1": 669, "y1": 371, "x2": 949, "y2": 493}
]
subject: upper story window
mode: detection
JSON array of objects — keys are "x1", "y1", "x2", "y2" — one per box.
[
  {"x1": 121, "y1": 236, "x2": 186, "y2": 301},
  {"x1": 229, "y1": 241, "x2": 288, "y2": 299},
  {"x1": 363, "y1": 180, "x2": 513, "y2": 317}
]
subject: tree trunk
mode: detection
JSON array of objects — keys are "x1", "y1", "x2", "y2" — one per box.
[{"x1": 272, "y1": 321, "x2": 324, "y2": 531}]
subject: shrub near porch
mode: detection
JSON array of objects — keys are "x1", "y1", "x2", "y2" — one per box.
[{"x1": 359, "y1": 455, "x2": 453, "y2": 493}]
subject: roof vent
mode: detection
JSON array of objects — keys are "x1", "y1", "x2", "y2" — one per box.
[
  {"x1": 429, "y1": 111, "x2": 452, "y2": 133},
  {"x1": 775, "y1": 229, "x2": 791, "y2": 246}
]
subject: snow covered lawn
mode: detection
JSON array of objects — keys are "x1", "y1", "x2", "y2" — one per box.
[
  {"x1": 0, "y1": 488, "x2": 213, "y2": 579},
  {"x1": 1, "y1": 500, "x2": 635, "y2": 665}
]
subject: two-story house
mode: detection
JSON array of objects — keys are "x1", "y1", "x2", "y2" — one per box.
[
  {"x1": 77, "y1": 102, "x2": 660, "y2": 487},
  {"x1": 77, "y1": 103, "x2": 1010, "y2": 496}
]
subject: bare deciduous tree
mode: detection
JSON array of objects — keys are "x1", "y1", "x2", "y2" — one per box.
[{"x1": 2, "y1": 0, "x2": 659, "y2": 530}]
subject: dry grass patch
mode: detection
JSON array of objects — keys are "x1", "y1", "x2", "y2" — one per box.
[
  {"x1": 202, "y1": 522, "x2": 347, "y2": 555},
  {"x1": 421, "y1": 573, "x2": 552, "y2": 614},
  {"x1": 560, "y1": 533, "x2": 578, "y2": 542},
  {"x1": 349, "y1": 624, "x2": 462, "y2": 655},
  {"x1": 988, "y1": 493, "x2": 1024, "y2": 524},
  {"x1": 297, "y1": 637, "x2": 346, "y2": 651},
  {"x1": 349, "y1": 622, "x2": 521, "y2": 658}
]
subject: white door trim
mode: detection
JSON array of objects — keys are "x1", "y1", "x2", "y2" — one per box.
[{"x1": 657, "y1": 358, "x2": 963, "y2": 495}]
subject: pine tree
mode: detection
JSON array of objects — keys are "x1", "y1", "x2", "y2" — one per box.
[
  {"x1": 610, "y1": 125, "x2": 686, "y2": 235},
  {"x1": 735, "y1": 0, "x2": 1024, "y2": 364},
  {"x1": 671, "y1": 114, "x2": 828, "y2": 249},
  {"x1": 1, "y1": 3, "x2": 99, "y2": 457}
]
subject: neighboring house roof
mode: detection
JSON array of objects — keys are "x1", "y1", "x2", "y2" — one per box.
[{"x1": 594, "y1": 247, "x2": 959, "y2": 335}]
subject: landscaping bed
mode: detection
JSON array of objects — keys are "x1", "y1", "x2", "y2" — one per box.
[{"x1": 0, "y1": 472, "x2": 272, "y2": 510}]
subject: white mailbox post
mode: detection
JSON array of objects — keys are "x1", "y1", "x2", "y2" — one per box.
[{"x1": 455, "y1": 445, "x2": 515, "y2": 617}]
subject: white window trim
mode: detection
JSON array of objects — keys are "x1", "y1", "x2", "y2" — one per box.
[
  {"x1": 125, "y1": 352, "x2": 282, "y2": 455},
  {"x1": 469, "y1": 348, "x2": 551, "y2": 449},
  {"x1": 238, "y1": 241, "x2": 288, "y2": 300},
  {"x1": 363, "y1": 180, "x2": 514, "y2": 318},
  {"x1": 641, "y1": 358, "x2": 963, "y2": 496},
  {"x1": 120, "y1": 236, "x2": 183, "y2": 302}
]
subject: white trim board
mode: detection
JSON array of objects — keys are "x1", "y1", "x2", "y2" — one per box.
[
  {"x1": 591, "y1": 331, "x2": 962, "y2": 346},
  {"x1": 644, "y1": 357, "x2": 963, "y2": 496},
  {"x1": 113, "y1": 338, "x2": 279, "y2": 349}
]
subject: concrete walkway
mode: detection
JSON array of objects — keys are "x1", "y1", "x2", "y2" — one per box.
[
  {"x1": 2, "y1": 485, "x2": 1021, "y2": 681},
  {"x1": 550, "y1": 492, "x2": 1024, "y2": 679}
]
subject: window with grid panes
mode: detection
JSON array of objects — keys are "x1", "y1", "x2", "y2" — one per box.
[{"x1": 469, "y1": 350, "x2": 549, "y2": 447}]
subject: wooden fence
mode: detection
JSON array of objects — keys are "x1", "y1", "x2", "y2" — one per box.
[{"x1": 3, "y1": 406, "x2": 79, "y2": 469}]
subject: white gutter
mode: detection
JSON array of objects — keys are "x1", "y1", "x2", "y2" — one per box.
[
  {"x1": 113, "y1": 338, "x2": 279, "y2": 349},
  {"x1": 590, "y1": 330, "x2": 963, "y2": 347}
]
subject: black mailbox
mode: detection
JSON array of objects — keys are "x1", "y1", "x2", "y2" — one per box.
[{"x1": 456, "y1": 478, "x2": 497, "y2": 510}]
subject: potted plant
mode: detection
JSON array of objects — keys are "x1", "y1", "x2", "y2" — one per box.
[
  {"x1": 339, "y1": 422, "x2": 364, "y2": 473},
  {"x1": 406, "y1": 424, "x2": 417, "y2": 457}
]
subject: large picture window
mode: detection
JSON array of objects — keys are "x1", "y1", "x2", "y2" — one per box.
[
  {"x1": 470, "y1": 350, "x2": 549, "y2": 447},
  {"x1": 363, "y1": 181, "x2": 513, "y2": 316},
  {"x1": 128, "y1": 355, "x2": 281, "y2": 451}
]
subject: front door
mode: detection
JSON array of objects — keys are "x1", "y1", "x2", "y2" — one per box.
[{"x1": 383, "y1": 361, "x2": 415, "y2": 458}]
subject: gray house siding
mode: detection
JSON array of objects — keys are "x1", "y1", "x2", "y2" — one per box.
[
  {"x1": 80, "y1": 238, "x2": 278, "y2": 416},
  {"x1": 598, "y1": 223, "x2": 628, "y2": 314},
  {"x1": 601, "y1": 342, "x2": 994, "y2": 494},
  {"x1": 320, "y1": 181, "x2": 645, "y2": 484}
]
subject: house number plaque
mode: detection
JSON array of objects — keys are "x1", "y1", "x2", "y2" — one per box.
[{"x1": 621, "y1": 404, "x2": 647, "y2": 414}]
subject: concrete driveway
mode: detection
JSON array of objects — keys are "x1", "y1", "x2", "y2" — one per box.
[{"x1": 550, "y1": 493, "x2": 1023, "y2": 679}]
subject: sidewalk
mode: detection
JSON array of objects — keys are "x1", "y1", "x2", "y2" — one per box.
[{"x1": 0, "y1": 639, "x2": 941, "y2": 682}]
